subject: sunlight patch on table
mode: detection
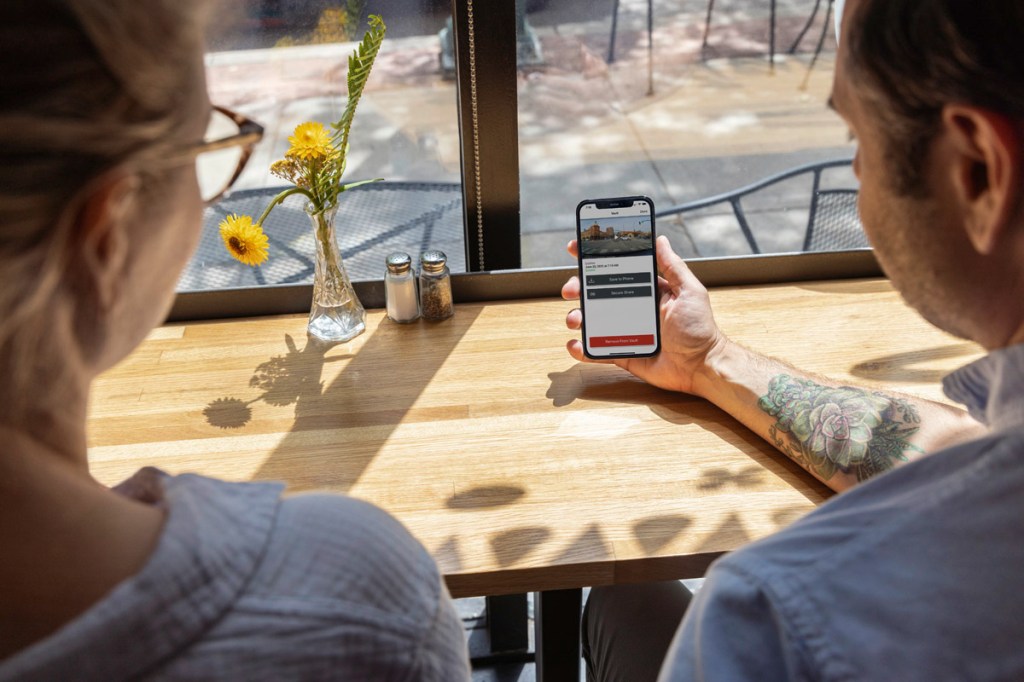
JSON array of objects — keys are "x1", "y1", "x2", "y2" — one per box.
[{"x1": 556, "y1": 410, "x2": 641, "y2": 439}]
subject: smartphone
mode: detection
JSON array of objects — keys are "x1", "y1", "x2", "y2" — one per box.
[{"x1": 575, "y1": 196, "x2": 660, "y2": 359}]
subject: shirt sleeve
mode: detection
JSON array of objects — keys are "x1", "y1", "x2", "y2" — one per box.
[{"x1": 658, "y1": 564, "x2": 807, "y2": 682}]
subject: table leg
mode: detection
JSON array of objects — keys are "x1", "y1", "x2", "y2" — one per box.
[
  {"x1": 535, "y1": 588, "x2": 583, "y2": 682},
  {"x1": 486, "y1": 593, "x2": 530, "y2": 653}
]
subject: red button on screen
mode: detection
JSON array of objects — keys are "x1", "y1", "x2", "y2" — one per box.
[{"x1": 590, "y1": 334, "x2": 655, "y2": 347}]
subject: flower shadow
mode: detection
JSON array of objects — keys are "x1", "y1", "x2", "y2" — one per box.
[
  {"x1": 204, "y1": 333, "x2": 349, "y2": 430},
  {"x1": 204, "y1": 398, "x2": 254, "y2": 429}
]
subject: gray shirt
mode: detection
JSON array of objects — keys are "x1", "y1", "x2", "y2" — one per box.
[
  {"x1": 0, "y1": 468, "x2": 471, "y2": 680},
  {"x1": 660, "y1": 344, "x2": 1024, "y2": 681}
]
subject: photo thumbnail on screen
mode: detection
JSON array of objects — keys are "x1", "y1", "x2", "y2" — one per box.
[{"x1": 579, "y1": 214, "x2": 654, "y2": 258}]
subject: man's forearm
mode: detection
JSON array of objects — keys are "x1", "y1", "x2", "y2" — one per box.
[{"x1": 691, "y1": 339, "x2": 984, "y2": 493}]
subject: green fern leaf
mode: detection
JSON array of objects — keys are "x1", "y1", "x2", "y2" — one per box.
[{"x1": 331, "y1": 14, "x2": 385, "y2": 170}]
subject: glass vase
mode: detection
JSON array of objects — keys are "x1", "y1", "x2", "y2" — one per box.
[{"x1": 306, "y1": 204, "x2": 366, "y2": 342}]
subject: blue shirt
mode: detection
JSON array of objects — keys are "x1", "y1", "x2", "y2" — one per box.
[{"x1": 660, "y1": 344, "x2": 1024, "y2": 681}]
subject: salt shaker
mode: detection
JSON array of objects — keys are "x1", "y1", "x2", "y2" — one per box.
[
  {"x1": 385, "y1": 252, "x2": 419, "y2": 323},
  {"x1": 419, "y1": 250, "x2": 454, "y2": 321}
]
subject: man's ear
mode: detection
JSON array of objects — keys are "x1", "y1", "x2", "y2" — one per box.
[
  {"x1": 941, "y1": 105, "x2": 1022, "y2": 255},
  {"x1": 72, "y1": 173, "x2": 140, "y2": 311}
]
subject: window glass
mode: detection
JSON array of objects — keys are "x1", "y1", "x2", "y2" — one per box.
[
  {"x1": 517, "y1": 1, "x2": 858, "y2": 268},
  {"x1": 183, "y1": 1, "x2": 463, "y2": 292}
]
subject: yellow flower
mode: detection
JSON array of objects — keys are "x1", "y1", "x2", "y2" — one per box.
[
  {"x1": 219, "y1": 214, "x2": 269, "y2": 266},
  {"x1": 287, "y1": 121, "x2": 334, "y2": 160},
  {"x1": 270, "y1": 157, "x2": 310, "y2": 188}
]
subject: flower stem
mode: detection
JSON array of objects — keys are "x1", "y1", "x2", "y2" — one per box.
[{"x1": 256, "y1": 186, "x2": 318, "y2": 226}]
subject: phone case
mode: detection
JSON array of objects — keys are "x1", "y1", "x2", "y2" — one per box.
[{"x1": 575, "y1": 196, "x2": 661, "y2": 359}]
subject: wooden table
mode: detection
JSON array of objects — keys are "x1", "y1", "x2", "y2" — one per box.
[{"x1": 87, "y1": 277, "x2": 982, "y2": 678}]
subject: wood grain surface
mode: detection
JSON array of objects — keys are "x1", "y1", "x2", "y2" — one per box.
[{"x1": 87, "y1": 278, "x2": 982, "y2": 597}]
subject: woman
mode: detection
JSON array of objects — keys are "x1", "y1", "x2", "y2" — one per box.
[{"x1": 0, "y1": 1, "x2": 470, "y2": 679}]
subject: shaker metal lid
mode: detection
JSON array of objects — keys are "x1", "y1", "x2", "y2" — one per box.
[
  {"x1": 386, "y1": 252, "x2": 412, "y2": 273},
  {"x1": 420, "y1": 249, "x2": 448, "y2": 272}
]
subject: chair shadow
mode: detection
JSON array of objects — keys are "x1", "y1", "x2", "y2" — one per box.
[
  {"x1": 490, "y1": 527, "x2": 553, "y2": 568},
  {"x1": 447, "y1": 485, "x2": 526, "y2": 510},
  {"x1": 633, "y1": 515, "x2": 693, "y2": 554}
]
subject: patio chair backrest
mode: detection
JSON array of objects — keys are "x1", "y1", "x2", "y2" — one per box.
[
  {"x1": 187, "y1": 181, "x2": 464, "y2": 290},
  {"x1": 805, "y1": 188, "x2": 867, "y2": 252},
  {"x1": 656, "y1": 158, "x2": 865, "y2": 255}
]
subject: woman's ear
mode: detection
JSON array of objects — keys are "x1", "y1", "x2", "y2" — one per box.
[
  {"x1": 72, "y1": 173, "x2": 140, "y2": 311},
  {"x1": 941, "y1": 105, "x2": 1022, "y2": 255}
]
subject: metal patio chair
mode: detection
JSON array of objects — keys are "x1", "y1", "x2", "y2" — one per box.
[
  {"x1": 656, "y1": 158, "x2": 866, "y2": 254},
  {"x1": 180, "y1": 181, "x2": 464, "y2": 291}
]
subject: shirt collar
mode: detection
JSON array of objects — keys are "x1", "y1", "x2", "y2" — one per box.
[{"x1": 943, "y1": 343, "x2": 1024, "y2": 432}]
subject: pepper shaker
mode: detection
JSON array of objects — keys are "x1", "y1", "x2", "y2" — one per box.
[
  {"x1": 419, "y1": 250, "x2": 454, "y2": 321},
  {"x1": 385, "y1": 252, "x2": 420, "y2": 323}
]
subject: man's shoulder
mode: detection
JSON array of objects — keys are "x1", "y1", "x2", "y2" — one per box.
[
  {"x1": 725, "y1": 427, "x2": 1024, "y2": 576},
  {"x1": 695, "y1": 427, "x2": 1024, "y2": 680}
]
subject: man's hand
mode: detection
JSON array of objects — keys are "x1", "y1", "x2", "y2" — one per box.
[{"x1": 562, "y1": 235, "x2": 727, "y2": 396}]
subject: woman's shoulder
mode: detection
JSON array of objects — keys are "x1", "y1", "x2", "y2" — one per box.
[
  {"x1": 275, "y1": 492, "x2": 435, "y2": 572},
  {"x1": 244, "y1": 491, "x2": 445, "y2": 611},
  {"x1": 121, "y1": 470, "x2": 453, "y2": 634}
]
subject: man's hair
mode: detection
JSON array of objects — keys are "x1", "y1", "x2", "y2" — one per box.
[{"x1": 846, "y1": 0, "x2": 1024, "y2": 196}]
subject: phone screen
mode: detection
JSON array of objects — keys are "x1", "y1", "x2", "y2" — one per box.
[{"x1": 575, "y1": 196, "x2": 660, "y2": 358}]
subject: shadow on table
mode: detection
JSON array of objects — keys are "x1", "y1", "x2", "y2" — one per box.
[
  {"x1": 546, "y1": 363, "x2": 758, "y2": 438},
  {"x1": 849, "y1": 343, "x2": 980, "y2": 385},
  {"x1": 546, "y1": 362, "x2": 832, "y2": 499},
  {"x1": 428, "y1": 361, "x2": 823, "y2": 582},
  {"x1": 545, "y1": 364, "x2": 699, "y2": 409},
  {"x1": 447, "y1": 485, "x2": 526, "y2": 510},
  {"x1": 205, "y1": 307, "x2": 481, "y2": 493},
  {"x1": 204, "y1": 334, "x2": 352, "y2": 429}
]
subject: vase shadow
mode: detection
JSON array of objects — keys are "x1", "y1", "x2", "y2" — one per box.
[{"x1": 247, "y1": 308, "x2": 482, "y2": 493}]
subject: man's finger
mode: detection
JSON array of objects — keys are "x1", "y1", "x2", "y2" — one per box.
[
  {"x1": 567, "y1": 239, "x2": 579, "y2": 259},
  {"x1": 566, "y1": 338, "x2": 586, "y2": 362},
  {"x1": 566, "y1": 308, "x2": 582, "y2": 330},
  {"x1": 561, "y1": 276, "x2": 581, "y2": 301},
  {"x1": 566, "y1": 339, "x2": 617, "y2": 365}
]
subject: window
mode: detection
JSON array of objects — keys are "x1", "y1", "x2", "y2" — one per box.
[
  {"x1": 172, "y1": 0, "x2": 873, "y2": 321},
  {"x1": 184, "y1": 1, "x2": 463, "y2": 293},
  {"x1": 515, "y1": 0, "x2": 858, "y2": 267}
]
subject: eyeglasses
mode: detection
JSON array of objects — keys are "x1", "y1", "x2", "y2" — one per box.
[{"x1": 189, "y1": 106, "x2": 265, "y2": 204}]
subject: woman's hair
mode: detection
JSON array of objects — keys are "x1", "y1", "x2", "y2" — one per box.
[
  {"x1": 845, "y1": 0, "x2": 1024, "y2": 197},
  {"x1": 0, "y1": 0, "x2": 211, "y2": 391}
]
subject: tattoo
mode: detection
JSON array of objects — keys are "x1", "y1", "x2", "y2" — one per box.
[{"x1": 758, "y1": 375, "x2": 923, "y2": 482}]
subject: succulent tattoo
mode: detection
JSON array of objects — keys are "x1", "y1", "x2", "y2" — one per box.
[{"x1": 758, "y1": 375, "x2": 923, "y2": 482}]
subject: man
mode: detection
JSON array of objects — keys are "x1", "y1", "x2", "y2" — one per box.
[{"x1": 564, "y1": 0, "x2": 1024, "y2": 679}]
